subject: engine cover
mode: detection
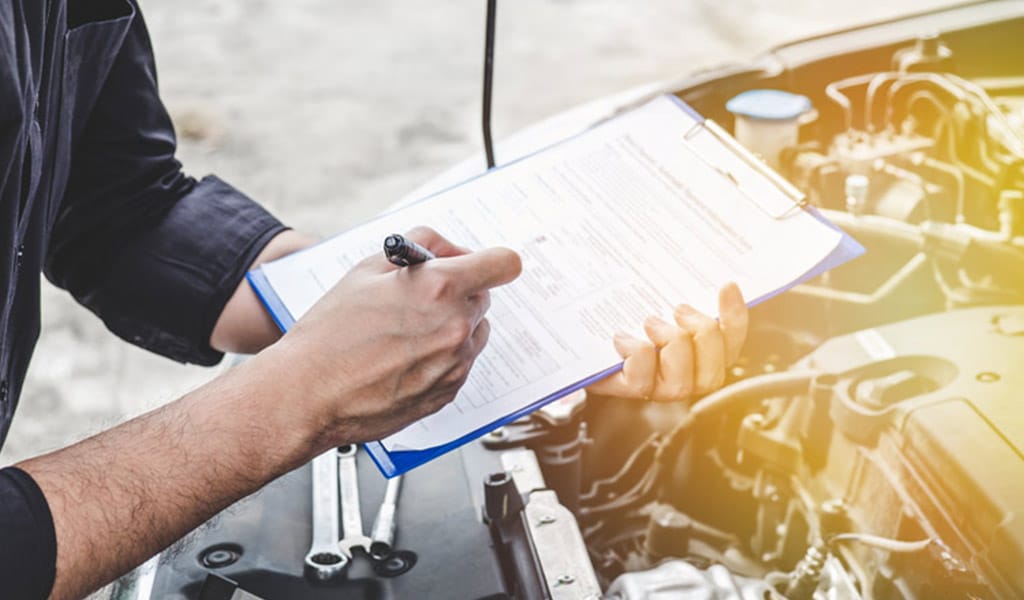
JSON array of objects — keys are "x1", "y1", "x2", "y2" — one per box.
[{"x1": 801, "y1": 305, "x2": 1024, "y2": 596}]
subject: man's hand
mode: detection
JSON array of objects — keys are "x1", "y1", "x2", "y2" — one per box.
[
  {"x1": 21, "y1": 226, "x2": 519, "y2": 600},
  {"x1": 586, "y1": 283, "x2": 748, "y2": 401},
  {"x1": 259, "y1": 226, "x2": 522, "y2": 448}
]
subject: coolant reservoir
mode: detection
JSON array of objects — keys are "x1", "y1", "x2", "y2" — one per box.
[{"x1": 726, "y1": 89, "x2": 811, "y2": 170}]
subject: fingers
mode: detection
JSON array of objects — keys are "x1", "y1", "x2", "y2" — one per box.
[
  {"x1": 464, "y1": 290, "x2": 492, "y2": 332},
  {"x1": 466, "y1": 317, "x2": 491, "y2": 360},
  {"x1": 586, "y1": 333, "x2": 656, "y2": 398},
  {"x1": 370, "y1": 226, "x2": 521, "y2": 295},
  {"x1": 718, "y1": 282, "x2": 748, "y2": 365},
  {"x1": 674, "y1": 305, "x2": 725, "y2": 395},
  {"x1": 440, "y1": 318, "x2": 491, "y2": 393},
  {"x1": 403, "y1": 226, "x2": 470, "y2": 258},
  {"x1": 360, "y1": 226, "x2": 466, "y2": 275},
  {"x1": 437, "y1": 247, "x2": 523, "y2": 294},
  {"x1": 644, "y1": 316, "x2": 696, "y2": 401},
  {"x1": 614, "y1": 284, "x2": 746, "y2": 403}
]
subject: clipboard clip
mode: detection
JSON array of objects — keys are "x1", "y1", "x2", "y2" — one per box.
[{"x1": 683, "y1": 120, "x2": 809, "y2": 220}]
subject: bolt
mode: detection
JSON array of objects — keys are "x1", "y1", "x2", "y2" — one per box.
[
  {"x1": 976, "y1": 372, "x2": 1001, "y2": 383},
  {"x1": 557, "y1": 574, "x2": 575, "y2": 585},
  {"x1": 199, "y1": 545, "x2": 241, "y2": 569}
]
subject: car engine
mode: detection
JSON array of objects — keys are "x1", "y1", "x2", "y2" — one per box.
[{"x1": 116, "y1": 3, "x2": 1024, "y2": 599}]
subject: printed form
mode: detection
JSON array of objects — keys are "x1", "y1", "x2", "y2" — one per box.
[{"x1": 257, "y1": 96, "x2": 844, "y2": 452}]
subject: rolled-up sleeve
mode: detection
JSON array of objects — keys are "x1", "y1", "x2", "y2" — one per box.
[
  {"x1": 44, "y1": 4, "x2": 286, "y2": 365},
  {"x1": 0, "y1": 467, "x2": 57, "y2": 599}
]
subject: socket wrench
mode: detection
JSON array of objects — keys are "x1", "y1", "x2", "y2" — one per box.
[{"x1": 369, "y1": 474, "x2": 403, "y2": 560}]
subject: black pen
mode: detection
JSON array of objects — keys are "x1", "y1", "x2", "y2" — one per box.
[{"x1": 383, "y1": 233, "x2": 437, "y2": 266}]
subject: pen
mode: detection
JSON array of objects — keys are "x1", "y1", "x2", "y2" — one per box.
[{"x1": 383, "y1": 233, "x2": 437, "y2": 266}]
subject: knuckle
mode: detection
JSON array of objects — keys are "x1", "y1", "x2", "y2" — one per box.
[
  {"x1": 424, "y1": 269, "x2": 454, "y2": 299},
  {"x1": 671, "y1": 382, "x2": 691, "y2": 401},
  {"x1": 692, "y1": 317, "x2": 717, "y2": 337},
  {"x1": 443, "y1": 318, "x2": 473, "y2": 348},
  {"x1": 442, "y1": 361, "x2": 472, "y2": 388},
  {"x1": 661, "y1": 381, "x2": 692, "y2": 402},
  {"x1": 708, "y1": 370, "x2": 726, "y2": 392},
  {"x1": 629, "y1": 375, "x2": 655, "y2": 398},
  {"x1": 650, "y1": 383, "x2": 672, "y2": 402},
  {"x1": 691, "y1": 325, "x2": 717, "y2": 346}
]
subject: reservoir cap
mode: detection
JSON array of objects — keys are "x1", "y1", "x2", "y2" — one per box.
[{"x1": 726, "y1": 89, "x2": 811, "y2": 121}]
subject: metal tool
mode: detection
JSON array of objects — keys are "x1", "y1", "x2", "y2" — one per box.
[
  {"x1": 303, "y1": 449, "x2": 348, "y2": 580},
  {"x1": 369, "y1": 474, "x2": 403, "y2": 560},
  {"x1": 337, "y1": 444, "x2": 374, "y2": 558}
]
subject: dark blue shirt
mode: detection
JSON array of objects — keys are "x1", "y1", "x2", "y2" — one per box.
[{"x1": 1, "y1": 1, "x2": 286, "y2": 596}]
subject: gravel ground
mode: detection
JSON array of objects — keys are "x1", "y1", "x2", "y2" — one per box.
[{"x1": 2, "y1": 0, "x2": 952, "y2": 594}]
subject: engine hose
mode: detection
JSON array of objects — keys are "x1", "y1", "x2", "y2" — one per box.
[
  {"x1": 827, "y1": 532, "x2": 933, "y2": 553},
  {"x1": 690, "y1": 370, "x2": 821, "y2": 420},
  {"x1": 656, "y1": 371, "x2": 822, "y2": 479}
]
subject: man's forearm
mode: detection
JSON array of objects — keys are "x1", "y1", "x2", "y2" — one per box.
[
  {"x1": 16, "y1": 227, "x2": 519, "y2": 600},
  {"x1": 17, "y1": 353, "x2": 314, "y2": 600},
  {"x1": 210, "y1": 229, "x2": 318, "y2": 354}
]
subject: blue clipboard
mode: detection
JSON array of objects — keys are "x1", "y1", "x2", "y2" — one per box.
[{"x1": 246, "y1": 95, "x2": 865, "y2": 478}]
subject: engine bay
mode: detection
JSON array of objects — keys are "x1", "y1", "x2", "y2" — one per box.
[{"x1": 118, "y1": 2, "x2": 1024, "y2": 599}]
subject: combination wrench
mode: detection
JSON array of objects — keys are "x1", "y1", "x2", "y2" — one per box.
[
  {"x1": 337, "y1": 444, "x2": 374, "y2": 558},
  {"x1": 303, "y1": 449, "x2": 348, "y2": 580}
]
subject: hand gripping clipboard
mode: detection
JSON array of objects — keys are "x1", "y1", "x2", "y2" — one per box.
[{"x1": 247, "y1": 95, "x2": 865, "y2": 477}]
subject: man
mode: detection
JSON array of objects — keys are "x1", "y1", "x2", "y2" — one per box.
[{"x1": 0, "y1": 2, "x2": 748, "y2": 599}]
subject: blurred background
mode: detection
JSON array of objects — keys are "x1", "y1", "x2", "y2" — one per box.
[{"x1": 0, "y1": 0, "x2": 955, "y2": 465}]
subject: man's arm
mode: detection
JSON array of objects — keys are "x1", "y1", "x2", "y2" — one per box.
[
  {"x1": 21, "y1": 227, "x2": 521, "y2": 600},
  {"x1": 19, "y1": 356, "x2": 311, "y2": 600},
  {"x1": 209, "y1": 229, "x2": 317, "y2": 354}
]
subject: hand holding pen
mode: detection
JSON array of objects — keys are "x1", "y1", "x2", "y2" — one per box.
[{"x1": 383, "y1": 233, "x2": 437, "y2": 266}]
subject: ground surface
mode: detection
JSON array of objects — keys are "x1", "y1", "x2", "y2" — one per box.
[{"x1": 1, "y1": 0, "x2": 953, "y2": 595}]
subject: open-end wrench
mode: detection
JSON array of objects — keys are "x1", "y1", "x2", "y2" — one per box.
[
  {"x1": 337, "y1": 444, "x2": 374, "y2": 558},
  {"x1": 369, "y1": 474, "x2": 403, "y2": 560},
  {"x1": 303, "y1": 449, "x2": 348, "y2": 580}
]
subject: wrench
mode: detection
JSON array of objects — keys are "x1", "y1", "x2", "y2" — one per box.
[
  {"x1": 303, "y1": 449, "x2": 348, "y2": 580},
  {"x1": 369, "y1": 474, "x2": 403, "y2": 560},
  {"x1": 337, "y1": 444, "x2": 374, "y2": 558}
]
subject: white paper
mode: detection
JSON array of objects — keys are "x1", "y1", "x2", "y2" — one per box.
[{"x1": 258, "y1": 96, "x2": 843, "y2": 452}]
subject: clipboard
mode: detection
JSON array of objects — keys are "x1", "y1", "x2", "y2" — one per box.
[{"x1": 247, "y1": 95, "x2": 865, "y2": 478}]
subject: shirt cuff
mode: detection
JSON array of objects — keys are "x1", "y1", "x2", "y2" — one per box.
[
  {"x1": 0, "y1": 466, "x2": 57, "y2": 599},
  {"x1": 98, "y1": 175, "x2": 287, "y2": 365}
]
